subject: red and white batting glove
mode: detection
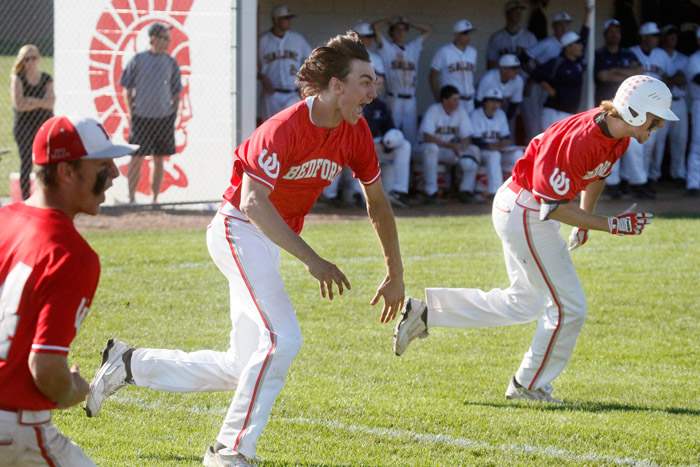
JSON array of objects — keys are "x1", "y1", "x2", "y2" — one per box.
[
  {"x1": 568, "y1": 227, "x2": 589, "y2": 251},
  {"x1": 607, "y1": 203, "x2": 653, "y2": 236}
]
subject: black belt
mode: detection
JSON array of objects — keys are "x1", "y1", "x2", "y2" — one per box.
[
  {"x1": 459, "y1": 95, "x2": 473, "y2": 101},
  {"x1": 274, "y1": 88, "x2": 297, "y2": 94},
  {"x1": 388, "y1": 92, "x2": 414, "y2": 99}
]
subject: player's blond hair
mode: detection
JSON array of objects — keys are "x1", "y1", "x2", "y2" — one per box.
[
  {"x1": 296, "y1": 31, "x2": 370, "y2": 98},
  {"x1": 12, "y1": 44, "x2": 40, "y2": 76},
  {"x1": 600, "y1": 100, "x2": 622, "y2": 119}
]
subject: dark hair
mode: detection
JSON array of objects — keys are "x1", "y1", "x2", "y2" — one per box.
[
  {"x1": 440, "y1": 85, "x2": 460, "y2": 101},
  {"x1": 296, "y1": 31, "x2": 370, "y2": 98},
  {"x1": 35, "y1": 160, "x2": 82, "y2": 189}
]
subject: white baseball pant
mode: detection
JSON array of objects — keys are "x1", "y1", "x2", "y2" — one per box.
[
  {"x1": 421, "y1": 144, "x2": 480, "y2": 195},
  {"x1": 263, "y1": 91, "x2": 300, "y2": 120},
  {"x1": 651, "y1": 98, "x2": 688, "y2": 181},
  {"x1": 425, "y1": 180, "x2": 587, "y2": 390},
  {"x1": 687, "y1": 99, "x2": 700, "y2": 190},
  {"x1": 376, "y1": 140, "x2": 411, "y2": 194},
  {"x1": 541, "y1": 108, "x2": 572, "y2": 132},
  {"x1": 387, "y1": 95, "x2": 417, "y2": 145},
  {"x1": 521, "y1": 83, "x2": 546, "y2": 141},
  {"x1": 479, "y1": 149, "x2": 504, "y2": 194},
  {"x1": 458, "y1": 154, "x2": 479, "y2": 193},
  {"x1": 129, "y1": 208, "x2": 302, "y2": 459},
  {"x1": 0, "y1": 410, "x2": 95, "y2": 466}
]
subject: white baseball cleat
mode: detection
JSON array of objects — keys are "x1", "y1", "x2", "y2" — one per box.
[
  {"x1": 393, "y1": 297, "x2": 429, "y2": 356},
  {"x1": 203, "y1": 445, "x2": 255, "y2": 467},
  {"x1": 85, "y1": 338, "x2": 133, "y2": 417},
  {"x1": 505, "y1": 377, "x2": 563, "y2": 404}
]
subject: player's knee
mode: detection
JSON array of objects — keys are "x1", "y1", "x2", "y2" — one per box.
[
  {"x1": 564, "y1": 292, "x2": 587, "y2": 325},
  {"x1": 459, "y1": 156, "x2": 477, "y2": 171},
  {"x1": 273, "y1": 329, "x2": 303, "y2": 359}
]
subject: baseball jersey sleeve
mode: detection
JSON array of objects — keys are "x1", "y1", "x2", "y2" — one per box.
[
  {"x1": 171, "y1": 58, "x2": 183, "y2": 96},
  {"x1": 32, "y1": 250, "x2": 100, "y2": 355},
  {"x1": 431, "y1": 46, "x2": 446, "y2": 71},
  {"x1": 236, "y1": 121, "x2": 289, "y2": 189},
  {"x1": 349, "y1": 118, "x2": 381, "y2": 185},
  {"x1": 458, "y1": 109, "x2": 473, "y2": 139},
  {"x1": 407, "y1": 36, "x2": 424, "y2": 59},
  {"x1": 419, "y1": 105, "x2": 438, "y2": 138}
]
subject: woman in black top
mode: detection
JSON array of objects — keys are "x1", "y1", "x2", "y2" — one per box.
[{"x1": 11, "y1": 44, "x2": 54, "y2": 200}]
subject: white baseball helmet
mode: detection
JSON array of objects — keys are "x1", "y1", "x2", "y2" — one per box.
[
  {"x1": 382, "y1": 128, "x2": 405, "y2": 150},
  {"x1": 612, "y1": 75, "x2": 679, "y2": 126}
]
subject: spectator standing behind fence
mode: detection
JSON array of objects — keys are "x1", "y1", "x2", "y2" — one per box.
[
  {"x1": 10, "y1": 45, "x2": 54, "y2": 200},
  {"x1": 471, "y1": 88, "x2": 524, "y2": 199},
  {"x1": 120, "y1": 23, "x2": 182, "y2": 204},
  {"x1": 653, "y1": 25, "x2": 689, "y2": 184},
  {"x1": 594, "y1": 18, "x2": 642, "y2": 199},
  {"x1": 430, "y1": 19, "x2": 478, "y2": 113},
  {"x1": 419, "y1": 85, "x2": 480, "y2": 204},
  {"x1": 477, "y1": 54, "x2": 524, "y2": 135},
  {"x1": 684, "y1": 28, "x2": 700, "y2": 197},
  {"x1": 0, "y1": 115, "x2": 136, "y2": 467},
  {"x1": 486, "y1": 1, "x2": 536, "y2": 69},
  {"x1": 374, "y1": 16, "x2": 432, "y2": 145},
  {"x1": 258, "y1": 5, "x2": 311, "y2": 120},
  {"x1": 533, "y1": 31, "x2": 586, "y2": 130}
]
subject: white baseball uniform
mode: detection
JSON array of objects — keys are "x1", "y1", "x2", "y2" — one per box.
[
  {"x1": 425, "y1": 109, "x2": 630, "y2": 392},
  {"x1": 258, "y1": 30, "x2": 311, "y2": 119},
  {"x1": 477, "y1": 69, "x2": 524, "y2": 105},
  {"x1": 377, "y1": 34, "x2": 424, "y2": 144},
  {"x1": 618, "y1": 46, "x2": 671, "y2": 184},
  {"x1": 522, "y1": 36, "x2": 563, "y2": 140},
  {"x1": 431, "y1": 43, "x2": 478, "y2": 113},
  {"x1": 652, "y1": 50, "x2": 688, "y2": 181},
  {"x1": 686, "y1": 51, "x2": 700, "y2": 190},
  {"x1": 486, "y1": 27, "x2": 537, "y2": 65},
  {"x1": 470, "y1": 106, "x2": 523, "y2": 194},
  {"x1": 419, "y1": 102, "x2": 479, "y2": 195}
]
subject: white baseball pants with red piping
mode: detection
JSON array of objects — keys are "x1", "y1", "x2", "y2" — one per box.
[
  {"x1": 130, "y1": 207, "x2": 302, "y2": 458},
  {"x1": 424, "y1": 179, "x2": 587, "y2": 390}
]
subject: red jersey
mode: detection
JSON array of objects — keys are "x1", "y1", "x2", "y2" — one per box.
[
  {"x1": 512, "y1": 108, "x2": 631, "y2": 203},
  {"x1": 0, "y1": 203, "x2": 100, "y2": 410},
  {"x1": 223, "y1": 98, "x2": 381, "y2": 233}
]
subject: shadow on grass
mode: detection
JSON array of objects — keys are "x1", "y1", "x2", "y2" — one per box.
[{"x1": 464, "y1": 399, "x2": 700, "y2": 416}]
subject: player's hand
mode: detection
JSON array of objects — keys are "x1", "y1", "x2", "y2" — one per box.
[
  {"x1": 607, "y1": 203, "x2": 653, "y2": 235},
  {"x1": 59, "y1": 365, "x2": 90, "y2": 408},
  {"x1": 568, "y1": 227, "x2": 588, "y2": 251},
  {"x1": 306, "y1": 256, "x2": 351, "y2": 300},
  {"x1": 370, "y1": 274, "x2": 405, "y2": 324}
]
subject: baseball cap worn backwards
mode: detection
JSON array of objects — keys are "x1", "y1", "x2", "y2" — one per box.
[{"x1": 33, "y1": 116, "x2": 139, "y2": 165}]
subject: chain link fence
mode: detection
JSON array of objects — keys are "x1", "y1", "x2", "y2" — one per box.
[{"x1": 1, "y1": 0, "x2": 243, "y2": 206}]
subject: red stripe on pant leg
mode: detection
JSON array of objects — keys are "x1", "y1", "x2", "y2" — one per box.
[
  {"x1": 522, "y1": 210, "x2": 563, "y2": 390},
  {"x1": 224, "y1": 218, "x2": 276, "y2": 452},
  {"x1": 33, "y1": 426, "x2": 56, "y2": 467}
]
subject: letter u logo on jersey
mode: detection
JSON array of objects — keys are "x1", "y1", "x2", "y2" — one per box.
[
  {"x1": 258, "y1": 149, "x2": 280, "y2": 179},
  {"x1": 549, "y1": 167, "x2": 570, "y2": 196}
]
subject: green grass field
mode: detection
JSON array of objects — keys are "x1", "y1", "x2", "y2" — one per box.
[
  {"x1": 0, "y1": 55, "x2": 54, "y2": 198},
  {"x1": 50, "y1": 215, "x2": 700, "y2": 466}
]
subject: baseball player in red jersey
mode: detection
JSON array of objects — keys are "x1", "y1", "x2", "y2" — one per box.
[
  {"x1": 85, "y1": 32, "x2": 405, "y2": 466},
  {"x1": 0, "y1": 116, "x2": 136, "y2": 466},
  {"x1": 393, "y1": 75, "x2": 677, "y2": 403}
]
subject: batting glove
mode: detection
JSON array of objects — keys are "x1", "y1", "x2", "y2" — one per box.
[
  {"x1": 607, "y1": 203, "x2": 653, "y2": 236},
  {"x1": 568, "y1": 227, "x2": 589, "y2": 251}
]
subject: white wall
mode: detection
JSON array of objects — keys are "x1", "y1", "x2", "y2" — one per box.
[{"x1": 258, "y1": 0, "x2": 616, "y2": 119}]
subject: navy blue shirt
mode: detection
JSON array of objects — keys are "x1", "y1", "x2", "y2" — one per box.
[
  {"x1": 533, "y1": 54, "x2": 586, "y2": 114},
  {"x1": 594, "y1": 47, "x2": 639, "y2": 102},
  {"x1": 363, "y1": 98, "x2": 394, "y2": 138}
]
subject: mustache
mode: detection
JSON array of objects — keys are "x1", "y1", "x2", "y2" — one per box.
[{"x1": 92, "y1": 169, "x2": 111, "y2": 195}]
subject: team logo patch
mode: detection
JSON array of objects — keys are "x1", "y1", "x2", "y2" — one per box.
[
  {"x1": 89, "y1": 0, "x2": 193, "y2": 197},
  {"x1": 582, "y1": 161, "x2": 612, "y2": 180},
  {"x1": 258, "y1": 149, "x2": 280, "y2": 179},
  {"x1": 549, "y1": 167, "x2": 570, "y2": 196}
]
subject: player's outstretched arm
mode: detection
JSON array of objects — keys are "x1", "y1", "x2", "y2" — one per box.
[
  {"x1": 362, "y1": 179, "x2": 405, "y2": 324},
  {"x1": 240, "y1": 174, "x2": 350, "y2": 300},
  {"x1": 28, "y1": 353, "x2": 89, "y2": 409}
]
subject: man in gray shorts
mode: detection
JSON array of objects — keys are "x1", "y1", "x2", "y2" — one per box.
[{"x1": 121, "y1": 22, "x2": 182, "y2": 204}]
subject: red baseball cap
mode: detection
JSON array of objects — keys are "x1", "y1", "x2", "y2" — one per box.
[{"x1": 33, "y1": 116, "x2": 139, "y2": 165}]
